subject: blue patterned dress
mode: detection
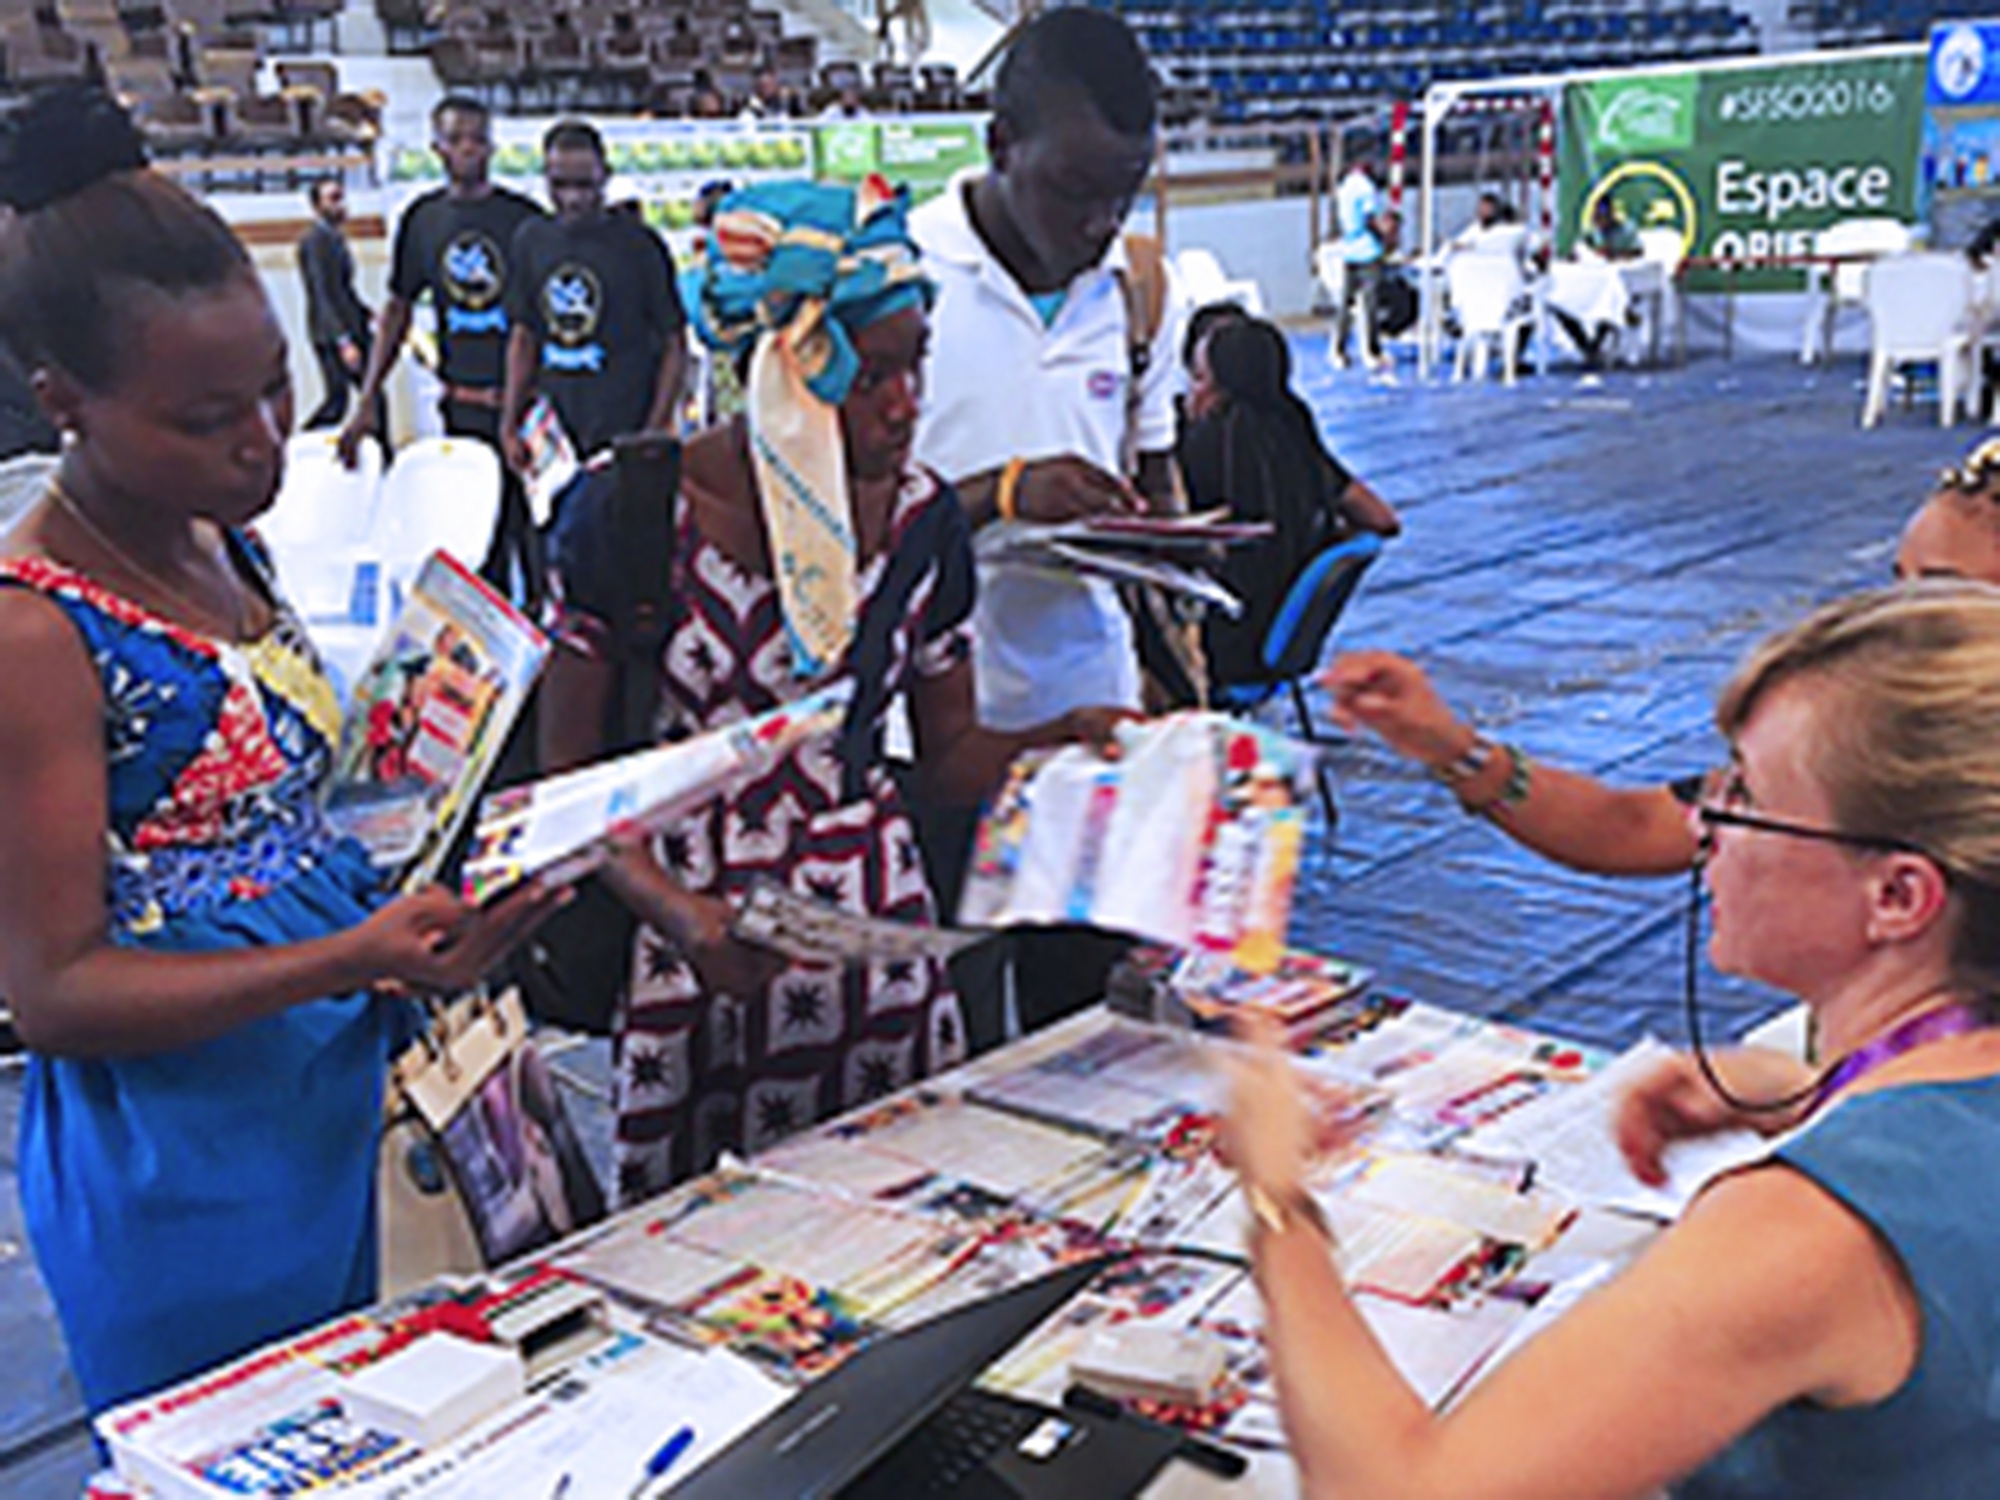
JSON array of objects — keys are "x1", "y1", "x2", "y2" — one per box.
[{"x1": 0, "y1": 546, "x2": 400, "y2": 1413}]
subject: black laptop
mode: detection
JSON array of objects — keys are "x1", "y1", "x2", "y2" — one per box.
[{"x1": 667, "y1": 1257, "x2": 1182, "y2": 1499}]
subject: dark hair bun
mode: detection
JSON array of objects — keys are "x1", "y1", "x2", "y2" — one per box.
[{"x1": 0, "y1": 84, "x2": 148, "y2": 214}]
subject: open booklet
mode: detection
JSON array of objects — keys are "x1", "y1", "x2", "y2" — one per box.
[
  {"x1": 961, "y1": 712, "x2": 1315, "y2": 974},
  {"x1": 323, "y1": 550, "x2": 549, "y2": 891},
  {"x1": 461, "y1": 683, "x2": 854, "y2": 905}
]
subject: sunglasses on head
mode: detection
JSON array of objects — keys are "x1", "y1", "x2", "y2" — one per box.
[{"x1": 1938, "y1": 437, "x2": 2000, "y2": 496}]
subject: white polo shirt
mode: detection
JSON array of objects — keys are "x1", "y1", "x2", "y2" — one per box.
[{"x1": 911, "y1": 179, "x2": 1183, "y2": 732}]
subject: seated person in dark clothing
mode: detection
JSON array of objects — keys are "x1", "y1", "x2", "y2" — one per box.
[
  {"x1": 502, "y1": 119, "x2": 687, "y2": 478},
  {"x1": 1177, "y1": 315, "x2": 1399, "y2": 689}
]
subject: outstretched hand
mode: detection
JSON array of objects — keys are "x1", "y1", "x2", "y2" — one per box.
[{"x1": 1322, "y1": 650, "x2": 1472, "y2": 768}]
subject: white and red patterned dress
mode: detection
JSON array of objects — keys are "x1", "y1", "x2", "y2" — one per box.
[{"x1": 552, "y1": 465, "x2": 974, "y2": 1203}]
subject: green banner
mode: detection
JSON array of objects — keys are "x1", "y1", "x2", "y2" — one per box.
[
  {"x1": 1557, "y1": 52, "x2": 1926, "y2": 290},
  {"x1": 814, "y1": 118, "x2": 986, "y2": 201}
]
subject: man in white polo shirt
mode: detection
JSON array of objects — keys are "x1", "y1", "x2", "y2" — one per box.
[
  {"x1": 910, "y1": 7, "x2": 1182, "y2": 1032},
  {"x1": 912, "y1": 7, "x2": 1180, "y2": 738}
]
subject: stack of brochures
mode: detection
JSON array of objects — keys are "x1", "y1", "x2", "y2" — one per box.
[
  {"x1": 1113, "y1": 943, "x2": 1377, "y2": 1047},
  {"x1": 977, "y1": 509, "x2": 1270, "y2": 614},
  {"x1": 323, "y1": 551, "x2": 549, "y2": 890},
  {"x1": 460, "y1": 683, "x2": 853, "y2": 904},
  {"x1": 960, "y1": 712, "x2": 1313, "y2": 974}
]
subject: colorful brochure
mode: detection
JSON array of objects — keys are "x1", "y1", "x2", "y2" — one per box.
[
  {"x1": 324, "y1": 550, "x2": 549, "y2": 890},
  {"x1": 460, "y1": 683, "x2": 853, "y2": 904}
]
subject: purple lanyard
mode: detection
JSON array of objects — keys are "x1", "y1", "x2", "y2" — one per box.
[{"x1": 1812, "y1": 1003, "x2": 1983, "y2": 1112}]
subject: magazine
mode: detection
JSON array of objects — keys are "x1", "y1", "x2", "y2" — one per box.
[
  {"x1": 729, "y1": 878, "x2": 991, "y2": 966},
  {"x1": 324, "y1": 551, "x2": 550, "y2": 890},
  {"x1": 460, "y1": 683, "x2": 853, "y2": 904},
  {"x1": 977, "y1": 510, "x2": 1269, "y2": 612},
  {"x1": 517, "y1": 395, "x2": 580, "y2": 527},
  {"x1": 960, "y1": 713, "x2": 1314, "y2": 973}
]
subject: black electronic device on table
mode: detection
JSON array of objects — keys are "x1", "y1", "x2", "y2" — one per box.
[{"x1": 665, "y1": 1255, "x2": 1184, "y2": 1499}]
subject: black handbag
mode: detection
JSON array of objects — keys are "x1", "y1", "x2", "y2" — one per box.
[{"x1": 507, "y1": 433, "x2": 681, "y2": 1036}]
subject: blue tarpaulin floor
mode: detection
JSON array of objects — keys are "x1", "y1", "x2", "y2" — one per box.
[{"x1": 0, "y1": 343, "x2": 1965, "y2": 1494}]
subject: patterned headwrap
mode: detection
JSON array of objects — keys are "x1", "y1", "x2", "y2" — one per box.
[{"x1": 690, "y1": 176, "x2": 933, "y2": 678}]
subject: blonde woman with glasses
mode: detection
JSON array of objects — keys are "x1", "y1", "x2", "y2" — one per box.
[{"x1": 1224, "y1": 583, "x2": 2000, "y2": 1498}]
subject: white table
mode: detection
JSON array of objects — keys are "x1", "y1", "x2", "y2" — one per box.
[{"x1": 1540, "y1": 258, "x2": 1670, "y2": 369}]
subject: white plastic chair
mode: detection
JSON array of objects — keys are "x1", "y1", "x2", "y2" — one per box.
[
  {"x1": 1174, "y1": 246, "x2": 1266, "y2": 318},
  {"x1": 1859, "y1": 253, "x2": 1981, "y2": 429},
  {"x1": 1446, "y1": 253, "x2": 1532, "y2": 385},
  {"x1": 0, "y1": 450, "x2": 58, "y2": 536},
  {"x1": 261, "y1": 431, "x2": 381, "y2": 556},
  {"x1": 1804, "y1": 217, "x2": 1914, "y2": 365},
  {"x1": 373, "y1": 436, "x2": 502, "y2": 608},
  {"x1": 259, "y1": 432, "x2": 387, "y2": 641}
]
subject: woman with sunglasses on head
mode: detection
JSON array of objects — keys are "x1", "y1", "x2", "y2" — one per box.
[
  {"x1": 1225, "y1": 582, "x2": 2000, "y2": 1498},
  {"x1": 1323, "y1": 442, "x2": 2000, "y2": 877},
  {"x1": 0, "y1": 88, "x2": 560, "y2": 1413}
]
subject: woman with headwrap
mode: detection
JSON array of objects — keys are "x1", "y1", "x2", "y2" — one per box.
[
  {"x1": 542, "y1": 179, "x2": 1131, "y2": 1200},
  {"x1": 1177, "y1": 315, "x2": 1400, "y2": 691}
]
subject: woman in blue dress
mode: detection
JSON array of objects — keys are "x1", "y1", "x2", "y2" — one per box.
[{"x1": 0, "y1": 88, "x2": 556, "y2": 1412}]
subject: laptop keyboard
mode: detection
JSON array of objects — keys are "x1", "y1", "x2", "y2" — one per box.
[{"x1": 844, "y1": 1387, "x2": 1045, "y2": 1495}]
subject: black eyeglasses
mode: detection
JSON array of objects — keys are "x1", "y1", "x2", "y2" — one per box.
[{"x1": 1692, "y1": 766, "x2": 1933, "y2": 860}]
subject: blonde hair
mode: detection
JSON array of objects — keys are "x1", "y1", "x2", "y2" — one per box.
[{"x1": 1717, "y1": 582, "x2": 2000, "y2": 1001}]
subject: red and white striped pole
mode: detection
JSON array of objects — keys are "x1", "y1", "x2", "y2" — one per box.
[
  {"x1": 1536, "y1": 94, "x2": 1556, "y2": 248},
  {"x1": 1387, "y1": 98, "x2": 1411, "y2": 211}
]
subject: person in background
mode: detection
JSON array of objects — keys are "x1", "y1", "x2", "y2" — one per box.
[
  {"x1": 683, "y1": 179, "x2": 742, "y2": 428},
  {"x1": 820, "y1": 80, "x2": 867, "y2": 119},
  {"x1": 1331, "y1": 152, "x2": 1392, "y2": 374},
  {"x1": 1582, "y1": 192, "x2": 1642, "y2": 260},
  {"x1": 740, "y1": 66, "x2": 797, "y2": 120},
  {"x1": 1448, "y1": 190, "x2": 1532, "y2": 269},
  {"x1": 501, "y1": 119, "x2": 685, "y2": 484},
  {"x1": 337, "y1": 95, "x2": 545, "y2": 600},
  {"x1": 0, "y1": 86, "x2": 555, "y2": 1413},
  {"x1": 1180, "y1": 297, "x2": 1248, "y2": 423},
  {"x1": 1548, "y1": 193, "x2": 1643, "y2": 372},
  {"x1": 1324, "y1": 441, "x2": 2000, "y2": 878},
  {"x1": 296, "y1": 177, "x2": 377, "y2": 433},
  {"x1": 1227, "y1": 582, "x2": 2000, "y2": 1499},
  {"x1": 539, "y1": 181, "x2": 1129, "y2": 1199},
  {"x1": 1177, "y1": 315, "x2": 1399, "y2": 690},
  {"x1": 908, "y1": 5, "x2": 1179, "y2": 1028}
]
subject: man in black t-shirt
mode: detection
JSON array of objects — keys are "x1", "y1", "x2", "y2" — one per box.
[
  {"x1": 501, "y1": 119, "x2": 685, "y2": 484},
  {"x1": 337, "y1": 95, "x2": 547, "y2": 599}
]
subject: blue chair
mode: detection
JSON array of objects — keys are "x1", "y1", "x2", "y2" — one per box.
[{"x1": 1210, "y1": 532, "x2": 1384, "y2": 832}]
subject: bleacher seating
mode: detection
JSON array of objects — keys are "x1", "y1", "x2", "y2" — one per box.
[
  {"x1": 1089, "y1": 0, "x2": 1759, "y2": 121},
  {"x1": 0, "y1": 0, "x2": 383, "y2": 178},
  {"x1": 412, "y1": 0, "x2": 973, "y2": 117},
  {"x1": 1791, "y1": 0, "x2": 1969, "y2": 45}
]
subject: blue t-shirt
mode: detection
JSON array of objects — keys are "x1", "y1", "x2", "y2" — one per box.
[{"x1": 1679, "y1": 1075, "x2": 2000, "y2": 1498}]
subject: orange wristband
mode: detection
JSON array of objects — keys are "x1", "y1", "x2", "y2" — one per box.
[{"x1": 996, "y1": 456, "x2": 1027, "y2": 521}]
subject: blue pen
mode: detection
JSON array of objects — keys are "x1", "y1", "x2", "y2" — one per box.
[{"x1": 627, "y1": 1424, "x2": 697, "y2": 1499}]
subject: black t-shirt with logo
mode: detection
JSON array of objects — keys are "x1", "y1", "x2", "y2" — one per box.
[
  {"x1": 506, "y1": 212, "x2": 686, "y2": 458},
  {"x1": 389, "y1": 186, "x2": 546, "y2": 392}
]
